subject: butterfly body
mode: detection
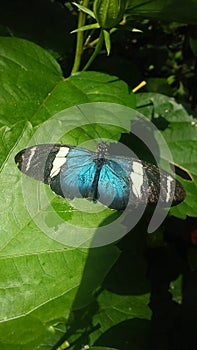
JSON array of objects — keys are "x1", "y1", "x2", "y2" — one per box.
[{"x1": 15, "y1": 142, "x2": 186, "y2": 210}]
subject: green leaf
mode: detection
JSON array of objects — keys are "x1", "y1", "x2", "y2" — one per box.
[
  {"x1": 69, "y1": 72, "x2": 135, "y2": 108},
  {"x1": 169, "y1": 275, "x2": 182, "y2": 303},
  {"x1": 146, "y1": 77, "x2": 173, "y2": 96},
  {"x1": 0, "y1": 37, "x2": 62, "y2": 127},
  {"x1": 88, "y1": 290, "x2": 151, "y2": 349},
  {"x1": 126, "y1": 0, "x2": 197, "y2": 24},
  {"x1": 0, "y1": 112, "x2": 123, "y2": 346},
  {"x1": 103, "y1": 29, "x2": 111, "y2": 55},
  {"x1": 0, "y1": 37, "x2": 142, "y2": 348},
  {"x1": 71, "y1": 23, "x2": 100, "y2": 34},
  {"x1": 0, "y1": 37, "x2": 135, "y2": 130},
  {"x1": 0, "y1": 121, "x2": 30, "y2": 166},
  {"x1": 0, "y1": 35, "x2": 191, "y2": 349},
  {"x1": 72, "y1": 2, "x2": 96, "y2": 19},
  {"x1": 0, "y1": 134, "x2": 120, "y2": 345},
  {"x1": 136, "y1": 92, "x2": 197, "y2": 219}
]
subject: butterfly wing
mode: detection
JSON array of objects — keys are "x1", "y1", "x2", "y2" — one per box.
[
  {"x1": 57, "y1": 147, "x2": 97, "y2": 199},
  {"x1": 15, "y1": 144, "x2": 98, "y2": 199},
  {"x1": 110, "y1": 155, "x2": 185, "y2": 206},
  {"x1": 97, "y1": 155, "x2": 185, "y2": 210},
  {"x1": 15, "y1": 144, "x2": 185, "y2": 210},
  {"x1": 139, "y1": 160, "x2": 186, "y2": 206},
  {"x1": 97, "y1": 159, "x2": 130, "y2": 210},
  {"x1": 15, "y1": 144, "x2": 68, "y2": 183}
]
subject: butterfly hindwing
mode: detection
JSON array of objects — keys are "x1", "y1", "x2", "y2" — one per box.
[
  {"x1": 139, "y1": 160, "x2": 186, "y2": 205},
  {"x1": 97, "y1": 159, "x2": 130, "y2": 210}
]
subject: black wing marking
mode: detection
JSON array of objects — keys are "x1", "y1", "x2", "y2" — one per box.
[{"x1": 15, "y1": 144, "x2": 68, "y2": 183}]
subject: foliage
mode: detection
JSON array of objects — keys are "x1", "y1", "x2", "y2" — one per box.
[{"x1": 0, "y1": 1, "x2": 197, "y2": 349}]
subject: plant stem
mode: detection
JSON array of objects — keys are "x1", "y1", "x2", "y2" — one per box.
[
  {"x1": 82, "y1": 30, "x2": 104, "y2": 71},
  {"x1": 71, "y1": 0, "x2": 90, "y2": 74}
]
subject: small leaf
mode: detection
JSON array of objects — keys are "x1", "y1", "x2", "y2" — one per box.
[
  {"x1": 103, "y1": 29, "x2": 111, "y2": 55},
  {"x1": 72, "y1": 2, "x2": 96, "y2": 19},
  {"x1": 132, "y1": 28, "x2": 143, "y2": 32},
  {"x1": 71, "y1": 22, "x2": 100, "y2": 34},
  {"x1": 90, "y1": 290, "x2": 151, "y2": 346}
]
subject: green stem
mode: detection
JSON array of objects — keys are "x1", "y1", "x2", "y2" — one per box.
[
  {"x1": 82, "y1": 30, "x2": 104, "y2": 71},
  {"x1": 71, "y1": 0, "x2": 90, "y2": 74}
]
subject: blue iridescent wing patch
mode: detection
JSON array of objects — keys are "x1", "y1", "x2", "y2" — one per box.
[
  {"x1": 96, "y1": 159, "x2": 130, "y2": 210},
  {"x1": 58, "y1": 147, "x2": 97, "y2": 199},
  {"x1": 15, "y1": 142, "x2": 186, "y2": 210}
]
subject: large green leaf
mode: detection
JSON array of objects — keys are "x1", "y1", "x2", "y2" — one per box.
[
  {"x1": 0, "y1": 128, "x2": 120, "y2": 348},
  {"x1": 136, "y1": 92, "x2": 197, "y2": 219},
  {"x1": 0, "y1": 36, "x2": 192, "y2": 349},
  {"x1": 0, "y1": 37, "x2": 62, "y2": 127},
  {"x1": 0, "y1": 208, "x2": 119, "y2": 346},
  {"x1": 0, "y1": 37, "x2": 135, "y2": 165},
  {"x1": 0, "y1": 37, "x2": 139, "y2": 348},
  {"x1": 127, "y1": 0, "x2": 197, "y2": 24},
  {"x1": 0, "y1": 36, "x2": 135, "y2": 127}
]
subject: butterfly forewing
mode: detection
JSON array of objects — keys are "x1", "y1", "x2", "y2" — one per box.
[
  {"x1": 59, "y1": 147, "x2": 97, "y2": 199},
  {"x1": 15, "y1": 144, "x2": 65, "y2": 183}
]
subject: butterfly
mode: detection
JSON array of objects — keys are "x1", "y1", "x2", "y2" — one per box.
[{"x1": 15, "y1": 142, "x2": 186, "y2": 211}]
